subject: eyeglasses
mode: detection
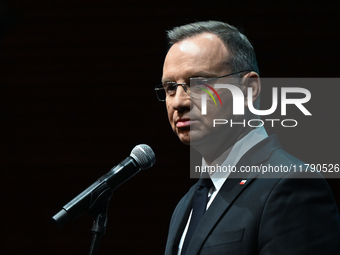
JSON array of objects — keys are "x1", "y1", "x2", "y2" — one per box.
[{"x1": 154, "y1": 70, "x2": 252, "y2": 102}]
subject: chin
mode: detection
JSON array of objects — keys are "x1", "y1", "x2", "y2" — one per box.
[
  {"x1": 180, "y1": 139, "x2": 191, "y2": 145},
  {"x1": 177, "y1": 132, "x2": 191, "y2": 145}
]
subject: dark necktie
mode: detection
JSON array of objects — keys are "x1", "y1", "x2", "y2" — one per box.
[{"x1": 181, "y1": 176, "x2": 214, "y2": 255}]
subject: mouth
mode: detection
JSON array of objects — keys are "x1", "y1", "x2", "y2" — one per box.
[{"x1": 176, "y1": 118, "x2": 191, "y2": 128}]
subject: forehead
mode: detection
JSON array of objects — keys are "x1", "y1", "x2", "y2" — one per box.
[{"x1": 162, "y1": 33, "x2": 231, "y2": 82}]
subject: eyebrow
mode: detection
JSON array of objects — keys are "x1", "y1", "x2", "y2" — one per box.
[{"x1": 161, "y1": 71, "x2": 220, "y2": 84}]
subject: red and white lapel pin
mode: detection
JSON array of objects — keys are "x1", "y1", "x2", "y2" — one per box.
[{"x1": 239, "y1": 180, "x2": 247, "y2": 185}]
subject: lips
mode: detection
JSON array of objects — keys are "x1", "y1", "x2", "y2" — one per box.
[{"x1": 176, "y1": 118, "x2": 191, "y2": 127}]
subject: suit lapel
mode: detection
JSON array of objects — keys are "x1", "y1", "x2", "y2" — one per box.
[
  {"x1": 166, "y1": 185, "x2": 196, "y2": 255},
  {"x1": 185, "y1": 176, "x2": 257, "y2": 255},
  {"x1": 185, "y1": 135, "x2": 282, "y2": 254}
]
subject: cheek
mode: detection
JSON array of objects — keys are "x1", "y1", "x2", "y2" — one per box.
[
  {"x1": 166, "y1": 103, "x2": 174, "y2": 123},
  {"x1": 190, "y1": 98, "x2": 201, "y2": 110}
]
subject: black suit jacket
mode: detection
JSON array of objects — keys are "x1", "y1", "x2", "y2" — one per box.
[{"x1": 165, "y1": 135, "x2": 340, "y2": 255}]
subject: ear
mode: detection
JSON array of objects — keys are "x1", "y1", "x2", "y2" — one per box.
[{"x1": 242, "y1": 71, "x2": 261, "y2": 107}]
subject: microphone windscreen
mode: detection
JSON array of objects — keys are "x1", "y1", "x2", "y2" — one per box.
[{"x1": 130, "y1": 144, "x2": 156, "y2": 170}]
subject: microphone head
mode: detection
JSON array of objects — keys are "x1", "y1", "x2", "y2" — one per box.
[{"x1": 130, "y1": 144, "x2": 156, "y2": 170}]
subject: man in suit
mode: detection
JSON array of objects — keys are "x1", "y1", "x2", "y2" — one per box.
[{"x1": 155, "y1": 21, "x2": 340, "y2": 254}]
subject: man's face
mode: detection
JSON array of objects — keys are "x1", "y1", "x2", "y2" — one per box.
[{"x1": 162, "y1": 33, "x2": 246, "y2": 150}]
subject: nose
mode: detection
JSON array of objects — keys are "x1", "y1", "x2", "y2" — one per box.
[{"x1": 171, "y1": 84, "x2": 190, "y2": 112}]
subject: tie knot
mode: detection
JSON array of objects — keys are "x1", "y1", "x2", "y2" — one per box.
[{"x1": 198, "y1": 177, "x2": 214, "y2": 189}]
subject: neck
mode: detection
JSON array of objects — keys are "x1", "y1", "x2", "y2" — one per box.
[{"x1": 196, "y1": 126, "x2": 253, "y2": 165}]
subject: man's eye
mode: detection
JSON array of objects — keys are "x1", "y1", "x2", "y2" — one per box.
[
  {"x1": 191, "y1": 78, "x2": 207, "y2": 88},
  {"x1": 165, "y1": 83, "x2": 177, "y2": 92}
]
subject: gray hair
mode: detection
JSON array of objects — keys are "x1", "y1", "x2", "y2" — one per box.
[{"x1": 166, "y1": 20, "x2": 259, "y2": 76}]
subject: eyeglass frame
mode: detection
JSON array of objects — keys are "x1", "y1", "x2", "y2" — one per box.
[{"x1": 154, "y1": 69, "x2": 253, "y2": 102}]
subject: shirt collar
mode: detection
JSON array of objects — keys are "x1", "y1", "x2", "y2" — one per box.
[{"x1": 202, "y1": 126, "x2": 268, "y2": 192}]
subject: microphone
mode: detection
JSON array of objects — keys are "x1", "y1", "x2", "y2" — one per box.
[{"x1": 52, "y1": 144, "x2": 156, "y2": 228}]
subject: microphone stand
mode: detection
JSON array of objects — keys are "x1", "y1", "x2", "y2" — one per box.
[
  {"x1": 88, "y1": 187, "x2": 113, "y2": 255},
  {"x1": 89, "y1": 210, "x2": 108, "y2": 255}
]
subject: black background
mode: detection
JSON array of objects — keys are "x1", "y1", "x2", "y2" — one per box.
[{"x1": 1, "y1": 1, "x2": 339, "y2": 254}]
